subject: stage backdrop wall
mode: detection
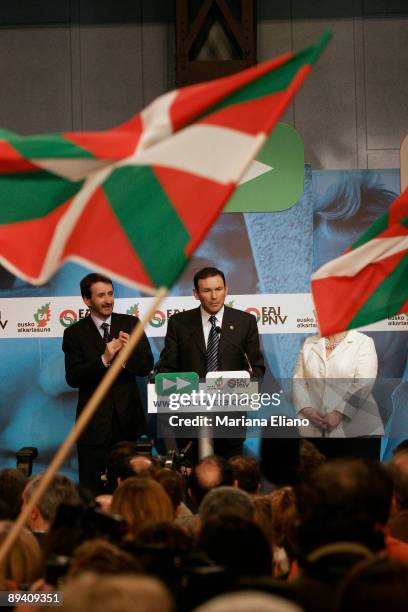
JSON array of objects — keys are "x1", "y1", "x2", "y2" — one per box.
[{"x1": 0, "y1": 167, "x2": 406, "y2": 477}]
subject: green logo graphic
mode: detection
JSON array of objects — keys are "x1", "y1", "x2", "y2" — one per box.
[
  {"x1": 126, "y1": 303, "x2": 140, "y2": 317},
  {"x1": 155, "y1": 372, "x2": 199, "y2": 396},
  {"x1": 34, "y1": 303, "x2": 51, "y2": 328},
  {"x1": 225, "y1": 123, "x2": 304, "y2": 213}
]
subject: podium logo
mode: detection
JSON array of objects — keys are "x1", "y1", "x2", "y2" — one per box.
[{"x1": 155, "y1": 373, "x2": 199, "y2": 396}]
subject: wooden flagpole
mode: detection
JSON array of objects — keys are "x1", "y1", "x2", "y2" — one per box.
[{"x1": 0, "y1": 286, "x2": 167, "y2": 564}]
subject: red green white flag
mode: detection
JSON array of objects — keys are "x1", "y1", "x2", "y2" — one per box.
[
  {"x1": 312, "y1": 186, "x2": 408, "y2": 336},
  {"x1": 0, "y1": 34, "x2": 329, "y2": 293}
]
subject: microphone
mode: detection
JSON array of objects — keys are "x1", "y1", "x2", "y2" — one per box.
[
  {"x1": 213, "y1": 326, "x2": 254, "y2": 377},
  {"x1": 149, "y1": 357, "x2": 162, "y2": 382}
]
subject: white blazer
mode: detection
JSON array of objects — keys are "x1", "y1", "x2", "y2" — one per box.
[{"x1": 292, "y1": 330, "x2": 383, "y2": 437}]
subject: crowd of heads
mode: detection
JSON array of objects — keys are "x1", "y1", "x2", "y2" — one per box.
[{"x1": 1, "y1": 439, "x2": 408, "y2": 611}]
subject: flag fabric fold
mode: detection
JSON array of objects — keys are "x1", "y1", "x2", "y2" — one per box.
[
  {"x1": 312, "y1": 187, "x2": 408, "y2": 336},
  {"x1": 0, "y1": 33, "x2": 330, "y2": 292}
]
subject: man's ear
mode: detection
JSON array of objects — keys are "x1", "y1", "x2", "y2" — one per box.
[
  {"x1": 83, "y1": 296, "x2": 91, "y2": 308},
  {"x1": 193, "y1": 289, "x2": 199, "y2": 301},
  {"x1": 28, "y1": 504, "x2": 41, "y2": 527}
]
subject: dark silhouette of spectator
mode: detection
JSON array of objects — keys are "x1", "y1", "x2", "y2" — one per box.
[
  {"x1": 198, "y1": 515, "x2": 272, "y2": 576},
  {"x1": 155, "y1": 467, "x2": 192, "y2": 521},
  {"x1": 288, "y1": 459, "x2": 400, "y2": 612},
  {"x1": 334, "y1": 557, "x2": 408, "y2": 612},
  {"x1": 67, "y1": 538, "x2": 141, "y2": 578},
  {"x1": 0, "y1": 467, "x2": 28, "y2": 518},
  {"x1": 132, "y1": 521, "x2": 193, "y2": 595},
  {"x1": 228, "y1": 455, "x2": 261, "y2": 495},
  {"x1": 105, "y1": 441, "x2": 157, "y2": 491},
  {"x1": 392, "y1": 443, "x2": 408, "y2": 477},
  {"x1": 387, "y1": 465, "x2": 408, "y2": 543}
]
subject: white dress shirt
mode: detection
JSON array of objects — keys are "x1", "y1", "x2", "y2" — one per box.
[
  {"x1": 200, "y1": 306, "x2": 224, "y2": 347},
  {"x1": 91, "y1": 314, "x2": 112, "y2": 366}
]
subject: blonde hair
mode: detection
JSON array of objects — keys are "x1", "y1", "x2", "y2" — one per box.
[
  {"x1": 0, "y1": 520, "x2": 42, "y2": 588},
  {"x1": 61, "y1": 573, "x2": 173, "y2": 612},
  {"x1": 111, "y1": 477, "x2": 173, "y2": 539}
]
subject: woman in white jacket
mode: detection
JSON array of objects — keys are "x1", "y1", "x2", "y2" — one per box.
[{"x1": 292, "y1": 330, "x2": 383, "y2": 437}]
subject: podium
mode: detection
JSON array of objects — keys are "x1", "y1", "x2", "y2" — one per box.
[{"x1": 148, "y1": 371, "x2": 258, "y2": 460}]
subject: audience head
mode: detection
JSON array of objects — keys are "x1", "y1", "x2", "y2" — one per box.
[
  {"x1": 155, "y1": 468, "x2": 184, "y2": 516},
  {"x1": 133, "y1": 522, "x2": 192, "y2": 587},
  {"x1": 388, "y1": 465, "x2": 408, "y2": 513},
  {"x1": 106, "y1": 441, "x2": 156, "y2": 491},
  {"x1": 0, "y1": 520, "x2": 42, "y2": 589},
  {"x1": 199, "y1": 486, "x2": 254, "y2": 524},
  {"x1": 60, "y1": 572, "x2": 173, "y2": 612},
  {"x1": 269, "y1": 487, "x2": 297, "y2": 561},
  {"x1": 198, "y1": 516, "x2": 272, "y2": 575},
  {"x1": 22, "y1": 473, "x2": 79, "y2": 532},
  {"x1": 67, "y1": 538, "x2": 141, "y2": 578},
  {"x1": 189, "y1": 456, "x2": 233, "y2": 507},
  {"x1": 253, "y1": 495, "x2": 274, "y2": 549},
  {"x1": 392, "y1": 443, "x2": 408, "y2": 477},
  {"x1": 297, "y1": 440, "x2": 326, "y2": 482},
  {"x1": 0, "y1": 468, "x2": 28, "y2": 519},
  {"x1": 228, "y1": 455, "x2": 261, "y2": 494},
  {"x1": 296, "y1": 459, "x2": 392, "y2": 559},
  {"x1": 334, "y1": 557, "x2": 408, "y2": 612},
  {"x1": 194, "y1": 591, "x2": 303, "y2": 612},
  {"x1": 111, "y1": 477, "x2": 173, "y2": 539}
]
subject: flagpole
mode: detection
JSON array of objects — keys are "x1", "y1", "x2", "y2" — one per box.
[{"x1": 0, "y1": 286, "x2": 167, "y2": 565}]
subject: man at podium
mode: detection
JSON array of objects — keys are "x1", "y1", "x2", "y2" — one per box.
[{"x1": 157, "y1": 267, "x2": 265, "y2": 458}]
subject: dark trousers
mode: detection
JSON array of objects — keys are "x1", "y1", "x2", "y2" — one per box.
[{"x1": 77, "y1": 410, "x2": 128, "y2": 496}]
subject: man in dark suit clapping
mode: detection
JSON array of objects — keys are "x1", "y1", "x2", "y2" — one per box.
[{"x1": 62, "y1": 273, "x2": 153, "y2": 494}]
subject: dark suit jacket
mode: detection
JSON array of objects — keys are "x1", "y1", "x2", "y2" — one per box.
[
  {"x1": 62, "y1": 312, "x2": 153, "y2": 445},
  {"x1": 157, "y1": 306, "x2": 265, "y2": 379}
]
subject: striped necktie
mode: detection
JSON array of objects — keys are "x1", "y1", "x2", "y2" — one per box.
[
  {"x1": 206, "y1": 315, "x2": 219, "y2": 373},
  {"x1": 101, "y1": 322, "x2": 110, "y2": 343}
]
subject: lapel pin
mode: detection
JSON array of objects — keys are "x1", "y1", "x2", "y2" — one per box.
[{"x1": 230, "y1": 325, "x2": 234, "y2": 330}]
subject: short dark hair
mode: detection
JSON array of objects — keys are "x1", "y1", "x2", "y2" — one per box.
[
  {"x1": 193, "y1": 267, "x2": 225, "y2": 291},
  {"x1": 228, "y1": 455, "x2": 260, "y2": 494},
  {"x1": 106, "y1": 441, "x2": 139, "y2": 491},
  {"x1": 80, "y1": 273, "x2": 113, "y2": 299},
  {"x1": 296, "y1": 459, "x2": 392, "y2": 558},
  {"x1": 0, "y1": 468, "x2": 28, "y2": 519}
]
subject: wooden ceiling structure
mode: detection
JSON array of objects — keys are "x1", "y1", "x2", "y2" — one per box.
[{"x1": 175, "y1": 0, "x2": 257, "y2": 86}]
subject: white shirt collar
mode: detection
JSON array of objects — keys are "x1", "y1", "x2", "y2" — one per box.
[
  {"x1": 91, "y1": 313, "x2": 112, "y2": 331},
  {"x1": 200, "y1": 305, "x2": 224, "y2": 326}
]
